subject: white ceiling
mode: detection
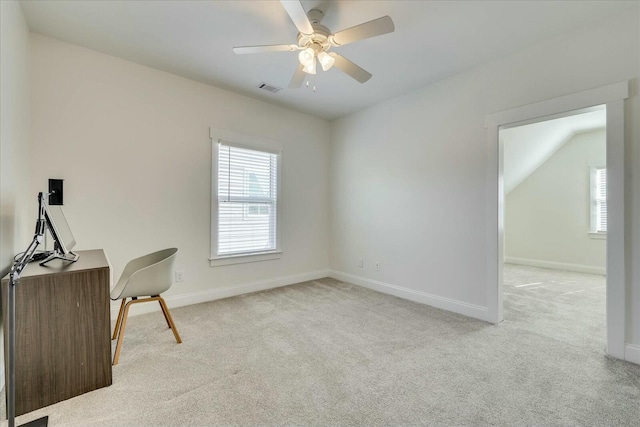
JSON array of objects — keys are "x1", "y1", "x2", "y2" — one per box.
[
  {"x1": 502, "y1": 108, "x2": 606, "y2": 194},
  {"x1": 19, "y1": 1, "x2": 636, "y2": 120}
]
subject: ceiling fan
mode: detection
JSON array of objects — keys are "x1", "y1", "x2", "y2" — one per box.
[{"x1": 233, "y1": 0, "x2": 395, "y2": 88}]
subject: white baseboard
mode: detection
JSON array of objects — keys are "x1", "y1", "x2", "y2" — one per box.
[
  {"x1": 625, "y1": 344, "x2": 640, "y2": 365},
  {"x1": 111, "y1": 269, "x2": 330, "y2": 319},
  {"x1": 505, "y1": 257, "x2": 606, "y2": 275},
  {"x1": 328, "y1": 270, "x2": 489, "y2": 322}
]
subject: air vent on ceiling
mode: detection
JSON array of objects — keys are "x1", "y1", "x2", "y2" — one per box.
[{"x1": 257, "y1": 82, "x2": 282, "y2": 94}]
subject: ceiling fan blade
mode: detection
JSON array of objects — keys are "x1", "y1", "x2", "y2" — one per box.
[
  {"x1": 289, "y1": 64, "x2": 306, "y2": 88},
  {"x1": 280, "y1": 0, "x2": 314, "y2": 35},
  {"x1": 329, "y1": 53, "x2": 372, "y2": 83},
  {"x1": 233, "y1": 44, "x2": 298, "y2": 54},
  {"x1": 330, "y1": 16, "x2": 395, "y2": 46}
]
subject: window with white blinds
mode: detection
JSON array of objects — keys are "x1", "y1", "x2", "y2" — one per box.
[
  {"x1": 590, "y1": 167, "x2": 607, "y2": 234},
  {"x1": 216, "y1": 142, "x2": 279, "y2": 257}
]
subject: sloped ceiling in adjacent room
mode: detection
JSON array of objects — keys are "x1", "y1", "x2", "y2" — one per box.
[{"x1": 501, "y1": 108, "x2": 606, "y2": 195}]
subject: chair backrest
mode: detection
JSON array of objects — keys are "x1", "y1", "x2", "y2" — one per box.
[{"x1": 110, "y1": 248, "x2": 178, "y2": 300}]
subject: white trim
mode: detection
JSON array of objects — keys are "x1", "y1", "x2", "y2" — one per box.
[
  {"x1": 209, "y1": 251, "x2": 282, "y2": 267},
  {"x1": 505, "y1": 258, "x2": 606, "y2": 276},
  {"x1": 604, "y1": 98, "x2": 626, "y2": 359},
  {"x1": 218, "y1": 139, "x2": 281, "y2": 155},
  {"x1": 485, "y1": 81, "x2": 628, "y2": 128},
  {"x1": 110, "y1": 268, "x2": 490, "y2": 324},
  {"x1": 588, "y1": 232, "x2": 606, "y2": 240},
  {"x1": 209, "y1": 127, "x2": 284, "y2": 152},
  {"x1": 485, "y1": 81, "x2": 629, "y2": 360},
  {"x1": 329, "y1": 270, "x2": 489, "y2": 322},
  {"x1": 110, "y1": 269, "x2": 330, "y2": 319},
  {"x1": 210, "y1": 127, "x2": 284, "y2": 261},
  {"x1": 625, "y1": 344, "x2": 640, "y2": 365}
]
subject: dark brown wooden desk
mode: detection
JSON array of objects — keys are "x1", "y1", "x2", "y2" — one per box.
[{"x1": 2, "y1": 249, "x2": 112, "y2": 416}]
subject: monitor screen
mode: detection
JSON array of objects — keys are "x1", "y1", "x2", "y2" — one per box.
[{"x1": 44, "y1": 204, "x2": 76, "y2": 254}]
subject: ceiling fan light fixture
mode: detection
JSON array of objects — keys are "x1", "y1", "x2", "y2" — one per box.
[
  {"x1": 298, "y1": 47, "x2": 315, "y2": 67},
  {"x1": 303, "y1": 59, "x2": 317, "y2": 75},
  {"x1": 233, "y1": 0, "x2": 396, "y2": 87},
  {"x1": 317, "y1": 51, "x2": 335, "y2": 71}
]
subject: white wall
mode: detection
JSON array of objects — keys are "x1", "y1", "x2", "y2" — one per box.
[
  {"x1": 1, "y1": 0, "x2": 31, "y2": 274},
  {"x1": 505, "y1": 129, "x2": 606, "y2": 274},
  {"x1": 29, "y1": 35, "x2": 331, "y2": 313},
  {"x1": 330, "y1": 7, "x2": 640, "y2": 344},
  {"x1": 502, "y1": 109, "x2": 606, "y2": 195},
  {"x1": 1, "y1": 0, "x2": 31, "y2": 391}
]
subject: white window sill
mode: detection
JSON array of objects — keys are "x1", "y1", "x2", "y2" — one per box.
[
  {"x1": 589, "y1": 232, "x2": 606, "y2": 240},
  {"x1": 209, "y1": 251, "x2": 282, "y2": 267}
]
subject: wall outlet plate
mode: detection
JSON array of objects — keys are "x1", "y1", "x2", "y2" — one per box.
[{"x1": 175, "y1": 270, "x2": 184, "y2": 282}]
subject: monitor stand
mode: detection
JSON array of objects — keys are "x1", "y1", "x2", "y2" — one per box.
[{"x1": 39, "y1": 251, "x2": 78, "y2": 266}]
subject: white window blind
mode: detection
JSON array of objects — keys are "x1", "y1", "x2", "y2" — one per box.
[
  {"x1": 217, "y1": 142, "x2": 279, "y2": 257},
  {"x1": 594, "y1": 168, "x2": 607, "y2": 233}
]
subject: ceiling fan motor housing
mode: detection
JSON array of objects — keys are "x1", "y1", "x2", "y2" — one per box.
[{"x1": 297, "y1": 9, "x2": 332, "y2": 52}]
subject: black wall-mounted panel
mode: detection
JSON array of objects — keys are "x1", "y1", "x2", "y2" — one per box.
[{"x1": 48, "y1": 179, "x2": 64, "y2": 205}]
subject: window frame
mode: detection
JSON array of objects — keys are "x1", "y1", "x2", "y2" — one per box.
[
  {"x1": 589, "y1": 165, "x2": 606, "y2": 239},
  {"x1": 210, "y1": 128, "x2": 283, "y2": 267}
]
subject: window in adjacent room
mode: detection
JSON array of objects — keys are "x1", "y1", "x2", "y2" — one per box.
[
  {"x1": 210, "y1": 131, "x2": 282, "y2": 266},
  {"x1": 590, "y1": 166, "x2": 606, "y2": 238}
]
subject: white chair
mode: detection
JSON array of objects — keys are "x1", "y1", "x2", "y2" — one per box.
[{"x1": 110, "y1": 248, "x2": 182, "y2": 365}]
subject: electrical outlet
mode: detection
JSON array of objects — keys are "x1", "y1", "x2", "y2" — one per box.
[
  {"x1": 375, "y1": 261, "x2": 380, "y2": 271},
  {"x1": 358, "y1": 258, "x2": 363, "y2": 268},
  {"x1": 175, "y1": 270, "x2": 184, "y2": 282}
]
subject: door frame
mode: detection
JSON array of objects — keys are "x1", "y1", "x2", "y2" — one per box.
[{"x1": 485, "y1": 81, "x2": 629, "y2": 359}]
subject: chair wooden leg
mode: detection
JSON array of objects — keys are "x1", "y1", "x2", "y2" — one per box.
[
  {"x1": 112, "y1": 296, "x2": 181, "y2": 366},
  {"x1": 158, "y1": 297, "x2": 182, "y2": 344},
  {"x1": 112, "y1": 300, "x2": 133, "y2": 366},
  {"x1": 112, "y1": 298, "x2": 127, "y2": 340},
  {"x1": 158, "y1": 299, "x2": 172, "y2": 329}
]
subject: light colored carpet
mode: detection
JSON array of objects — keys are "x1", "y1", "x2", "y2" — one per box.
[{"x1": 6, "y1": 268, "x2": 640, "y2": 426}]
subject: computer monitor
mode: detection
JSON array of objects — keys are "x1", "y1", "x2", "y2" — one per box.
[{"x1": 40, "y1": 199, "x2": 79, "y2": 265}]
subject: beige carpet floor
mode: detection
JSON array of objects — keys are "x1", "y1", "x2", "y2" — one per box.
[{"x1": 6, "y1": 267, "x2": 640, "y2": 426}]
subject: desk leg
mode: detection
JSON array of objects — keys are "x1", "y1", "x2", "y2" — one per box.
[
  {"x1": 8, "y1": 277, "x2": 16, "y2": 427},
  {"x1": 8, "y1": 280, "x2": 49, "y2": 427}
]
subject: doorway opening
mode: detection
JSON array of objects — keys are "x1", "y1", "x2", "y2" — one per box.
[
  {"x1": 500, "y1": 107, "x2": 606, "y2": 351},
  {"x1": 485, "y1": 81, "x2": 628, "y2": 360}
]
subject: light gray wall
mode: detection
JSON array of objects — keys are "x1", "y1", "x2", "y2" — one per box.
[
  {"x1": 330, "y1": 9, "x2": 640, "y2": 344},
  {"x1": 29, "y1": 34, "x2": 331, "y2": 313},
  {"x1": 505, "y1": 129, "x2": 606, "y2": 274},
  {"x1": 0, "y1": 0, "x2": 31, "y2": 391}
]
